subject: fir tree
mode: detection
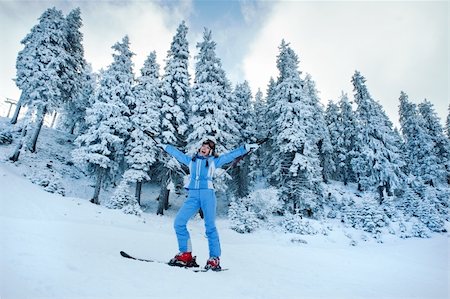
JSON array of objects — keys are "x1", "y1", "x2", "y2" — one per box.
[
  {"x1": 405, "y1": 179, "x2": 447, "y2": 233},
  {"x1": 228, "y1": 199, "x2": 260, "y2": 233},
  {"x1": 72, "y1": 36, "x2": 135, "y2": 205},
  {"x1": 12, "y1": 8, "x2": 72, "y2": 160},
  {"x1": 351, "y1": 71, "x2": 404, "y2": 200},
  {"x1": 158, "y1": 21, "x2": 191, "y2": 215},
  {"x1": 233, "y1": 81, "x2": 255, "y2": 143},
  {"x1": 325, "y1": 100, "x2": 340, "y2": 181},
  {"x1": 57, "y1": 7, "x2": 86, "y2": 134},
  {"x1": 398, "y1": 92, "x2": 444, "y2": 187},
  {"x1": 263, "y1": 78, "x2": 278, "y2": 183},
  {"x1": 337, "y1": 93, "x2": 358, "y2": 185},
  {"x1": 106, "y1": 173, "x2": 142, "y2": 216},
  {"x1": 57, "y1": 64, "x2": 96, "y2": 135},
  {"x1": 229, "y1": 81, "x2": 255, "y2": 198},
  {"x1": 160, "y1": 21, "x2": 190, "y2": 147},
  {"x1": 273, "y1": 40, "x2": 323, "y2": 217},
  {"x1": 187, "y1": 28, "x2": 239, "y2": 153},
  {"x1": 303, "y1": 74, "x2": 334, "y2": 183},
  {"x1": 249, "y1": 88, "x2": 267, "y2": 181},
  {"x1": 418, "y1": 99, "x2": 450, "y2": 184},
  {"x1": 124, "y1": 51, "x2": 161, "y2": 205}
]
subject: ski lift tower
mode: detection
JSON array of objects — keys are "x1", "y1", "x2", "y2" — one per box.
[{"x1": 4, "y1": 98, "x2": 17, "y2": 118}]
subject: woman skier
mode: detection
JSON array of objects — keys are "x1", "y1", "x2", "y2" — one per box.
[{"x1": 157, "y1": 139, "x2": 259, "y2": 270}]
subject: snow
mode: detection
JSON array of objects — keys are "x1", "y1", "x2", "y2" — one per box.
[{"x1": 1, "y1": 159, "x2": 448, "y2": 298}]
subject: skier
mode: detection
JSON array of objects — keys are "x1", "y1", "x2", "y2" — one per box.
[{"x1": 157, "y1": 139, "x2": 259, "y2": 270}]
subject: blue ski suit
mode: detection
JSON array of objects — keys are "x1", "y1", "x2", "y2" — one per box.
[{"x1": 162, "y1": 144, "x2": 248, "y2": 258}]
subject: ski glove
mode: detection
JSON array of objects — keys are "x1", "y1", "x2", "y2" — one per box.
[{"x1": 245, "y1": 143, "x2": 259, "y2": 152}]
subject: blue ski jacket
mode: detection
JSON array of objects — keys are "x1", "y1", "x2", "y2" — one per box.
[{"x1": 162, "y1": 145, "x2": 248, "y2": 190}]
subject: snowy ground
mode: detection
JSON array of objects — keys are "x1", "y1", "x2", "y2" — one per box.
[{"x1": 1, "y1": 161, "x2": 449, "y2": 299}]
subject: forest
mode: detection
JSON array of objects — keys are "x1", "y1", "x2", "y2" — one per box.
[{"x1": 2, "y1": 7, "x2": 449, "y2": 240}]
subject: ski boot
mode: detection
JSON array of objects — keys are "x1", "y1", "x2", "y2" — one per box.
[
  {"x1": 204, "y1": 257, "x2": 221, "y2": 271},
  {"x1": 168, "y1": 252, "x2": 199, "y2": 268}
]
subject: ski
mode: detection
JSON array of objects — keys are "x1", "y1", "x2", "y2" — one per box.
[
  {"x1": 192, "y1": 268, "x2": 229, "y2": 273},
  {"x1": 120, "y1": 251, "x2": 228, "y2": 272},
  {"x1": 120, "y1": 251, "x2": 166, "y2": 264}
]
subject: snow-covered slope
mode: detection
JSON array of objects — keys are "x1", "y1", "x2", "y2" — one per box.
[{"x1": 1, "y1": 161, "x2": 448, "y2": 299}]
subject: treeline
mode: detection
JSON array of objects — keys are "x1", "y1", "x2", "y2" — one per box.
[{"x1": 8, "y1": 7, "x2": 450, "y2": 236}]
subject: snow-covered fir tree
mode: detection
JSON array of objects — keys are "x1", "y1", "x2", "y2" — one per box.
[
  {"x1": 106, "y1": 172, "x2": 142, "y2": 216},
  {"x1": 160, "y1": 21, "x2": 190, "y2": 147},
  {"x1": 418, "y1": 100, "x2": 450, "y2": 184},
  {"x1": 397, "y1": 98, "x2": 448, "y2": 233},
  {"x1": 232, "y1": 81, "x2": 255, "y2": 143},
  {"x1": 326, "y1": 93, "x2": 358, "y2": 185},
  {"x1": 121, "y1": 51, "x2": 161, "y2": 207},
  {"x1": 325, "y1": 100, "x2": 340, "y2": 181},
  {"x1": 272, "y1": 40, "x2": 323, "y2": 217},
  {"x1": 229, "y1": 81, "x2": 256, "y2": 198},
  {"x1": 350, "y1": 71, "x2": 404, "y2": 200},
  {"x1": 157, "y1": 21, "x2": 191, "y2": 215},
  {"x1": 263, "y1": 78, "x2": 279, "y2": 182},
  {"x1": 57, "y1": 64, "x2": 96, "y2": 135},
  {"x1": 187, "y1": 28, "x2": 239, "y2": 152},
  {"x1": 396, "y1": 176, "x2": 447, "y2": 234},
  {"x1": 303, "y1": 74, "x2": 334, "y2": 183},
  {"x1": 57, "y1": 8, "x2": 87, "y2": 134},
  {"x1": 75, "y1": 64, "x2": 96, "y2": 135},
  {"x1": 249, "y1": 88, "x2": 267, "y2": 181},
  {"x1": 337, "y1": 93, "x2": 359, "y2": 185},
  {"x1": 12, "y1": 7, "x2": 72, "y2": 125},
  {"x1": 11, "y1": 8, "x2": 72, "y2": 160},
  {"x1": 72, "y1": 36, "x2": 135, "y2": 205},
  {"x1": 229, "y1": 188, "x2": 280, "y2": 233},
  {"x1": 398, "y1": 92, "x2": 444, "y2": 187}
]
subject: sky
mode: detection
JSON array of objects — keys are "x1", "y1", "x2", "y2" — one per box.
[{"x1": 0, "y1": 0, "x2": 448, "y2": 128}]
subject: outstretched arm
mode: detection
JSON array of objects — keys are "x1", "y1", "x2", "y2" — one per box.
[
  {"x1": 214, "y1": 146, "x2": 248, "y2": 168},
  {"x1": 160, "y1": 144, "x2": 191, "y2": 166}
]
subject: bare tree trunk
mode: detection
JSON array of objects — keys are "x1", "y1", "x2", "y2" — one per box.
[
  {"x1": 157, "y1": 189, "x2": 170, "y2": 215},
  {"x1": 135, "y1": 180, "x2": 142, "y2": 206},
  {"x1": 7, "y1": 102, "x2": 14, "y2": 118},
  {"x1": 9, "y1": 126, "x2": 28, "y2": 162},
  {"x1": 28, "y1": 105, "x2": 47, "y2": 153},
  {"x1": 157, "y1": 170, "x2": 170, "y2": 215},
  {"x1": 343, "y1": 171, "x2": 348, "y2": 186},
  {"x1": 9, "y1": 108, "x2": 34, "y2": 162},
  {"x1": 68, "y1": 122, "x2": 76, "y2": 135},
  {"x1": 10, "y1": 93, "x2": 25, "y2": 125},
  {"x1": 91, "y1": 166, "x2": 104, "y2": 205},
  {"x1": 377, "y1": 185, "x2": 385, "y2": 204},
  {"x1": 10, "y1": 103, "x2": 22, "y2": 125},
  {"x1": 50, "y1": 111, "x2": 57, "y2": 128}
]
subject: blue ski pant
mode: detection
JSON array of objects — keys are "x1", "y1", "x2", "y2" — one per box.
[{"x1": 174, "y1": 189, "x2": 221, "y2": 258}]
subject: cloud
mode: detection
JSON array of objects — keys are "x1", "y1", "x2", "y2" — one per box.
[
  {"x1": 239, "y1": 0, "x2": 268, "y2": 24},
  {"x1": 77, "y1": 1, "x2": 187, "y2": 73},
  {"x1": 242, "y1": 1, "x2": 448, "y2": 126},
  {"x1": 0, "y1": 0, "x2": 187, "y2": 110}
]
